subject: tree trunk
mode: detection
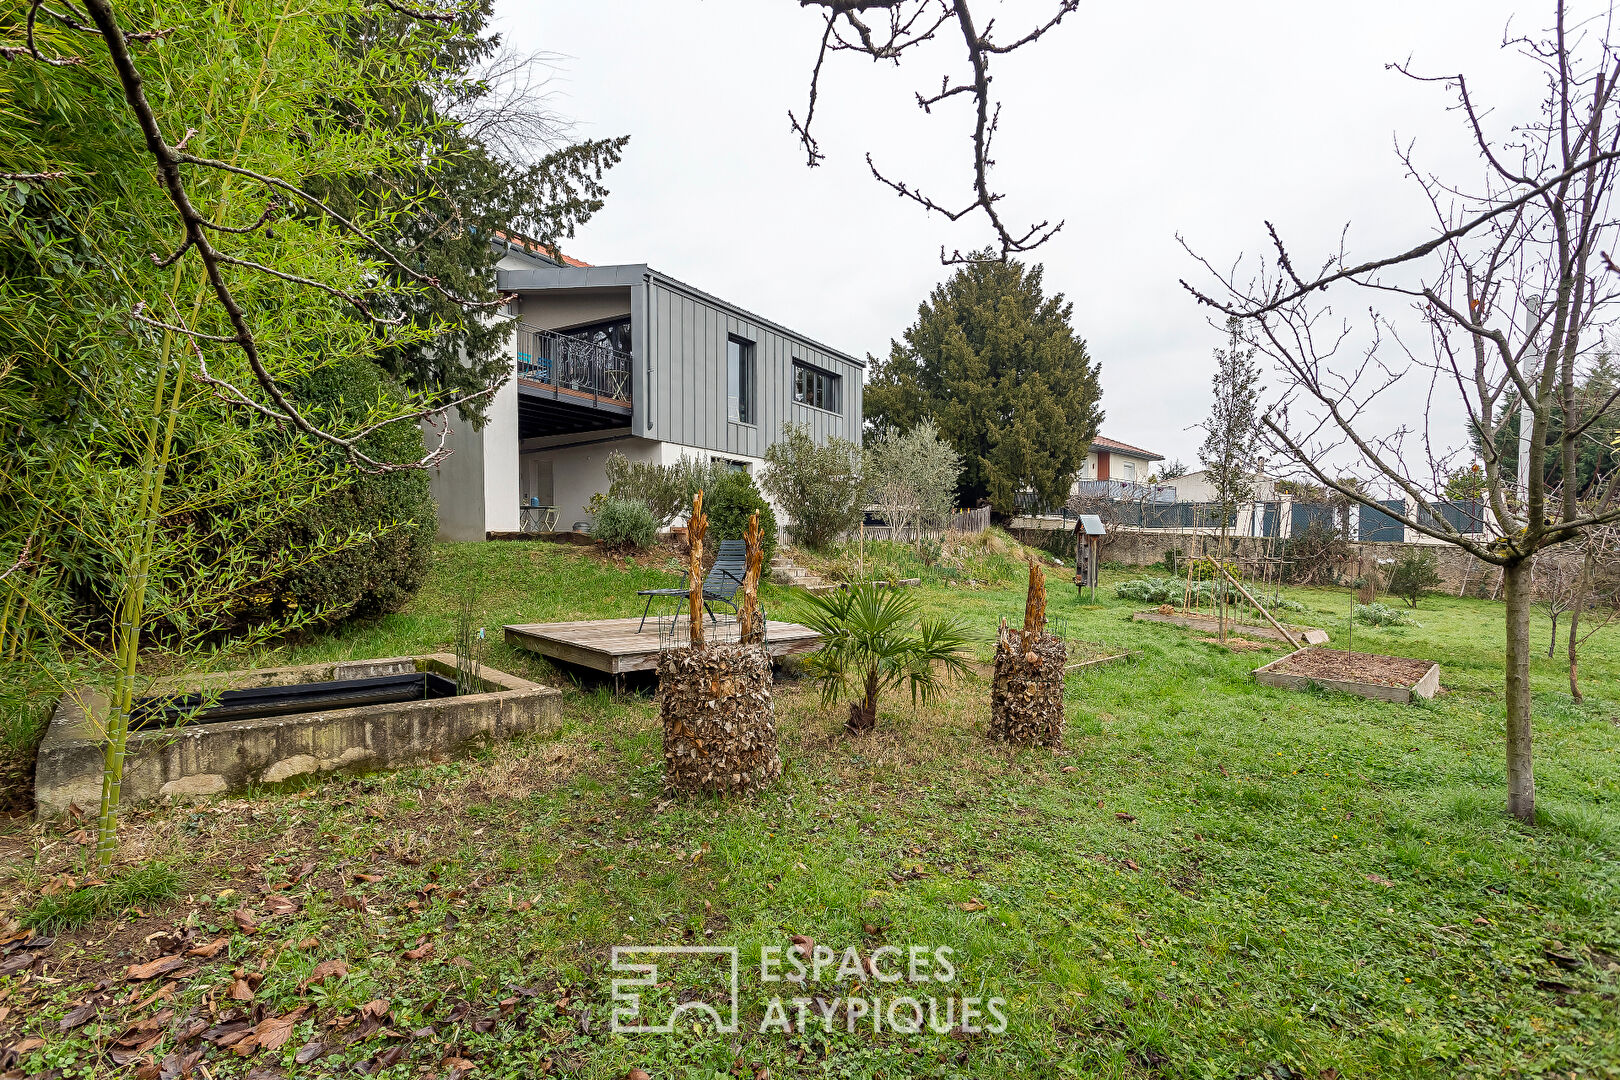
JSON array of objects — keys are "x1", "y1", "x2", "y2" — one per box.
[
  {"x1": 1548, "y1": 611, "x2": 1559, "y2": 658},
  {"x1": 846, "y1": 669, "x2": 879, "y2": 734},
  {"x1": 1503, "y1": 559, "x2": 1536, "y2": 823}
]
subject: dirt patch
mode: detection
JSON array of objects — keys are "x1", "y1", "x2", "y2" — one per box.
[{"x1": 1271, "y1": 647, "x2": 1435, "y2": 688}]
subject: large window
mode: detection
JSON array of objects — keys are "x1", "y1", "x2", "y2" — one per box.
[
  {"x1": 727, "y1": 336, "x2": 756, "y2": 424},
  {"x1": 793, "y1": 360, "x2": 840, "y2": 413}
]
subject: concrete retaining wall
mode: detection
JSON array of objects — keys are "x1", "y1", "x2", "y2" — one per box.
[{"x1": 35, "y1": 654, "x2": 563, "y2": 819}]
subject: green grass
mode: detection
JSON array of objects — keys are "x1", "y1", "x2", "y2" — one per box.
[
  {"x1": 2, "y1": 538, "x2": 1618, "y2": 1079},
  {"x1": 21, "y1": 863, "x2": 183, "y2": 934}
]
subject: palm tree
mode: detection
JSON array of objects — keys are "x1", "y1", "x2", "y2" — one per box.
[{"x1": 799, "y1": 583, "x2": 975, "y2": 734}]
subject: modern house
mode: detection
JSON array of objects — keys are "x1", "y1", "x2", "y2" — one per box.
[{"x1": 428, "y1": 247, "x2": 864, "y2": 541}]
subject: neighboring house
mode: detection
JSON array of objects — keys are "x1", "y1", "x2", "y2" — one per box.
[
  {"x1": 428, "y1": 245, "x2": 864, "y2": 540},
  {"x1": 1171, "y1": 467, "x2": 1278, "y2": 504},
  {"x1": 1076, "y1": 435, "x2": 1164, "y2": 485},
  {"x1": 1067, "y1": 435, "x2": 1166, "y2": 503}
]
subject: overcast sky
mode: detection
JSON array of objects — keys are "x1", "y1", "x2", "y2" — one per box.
[{"x1": 495, "y1": 0, "x2": 1557, "y2": 474}]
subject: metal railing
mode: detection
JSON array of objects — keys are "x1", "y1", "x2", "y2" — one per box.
[{"x1": 514, "y1": 324, "x2": 632, "y2": 407}]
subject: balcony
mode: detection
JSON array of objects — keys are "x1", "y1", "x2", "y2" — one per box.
[{"x1": 514, "y1": 324, "x2": 633, "y2": 437}]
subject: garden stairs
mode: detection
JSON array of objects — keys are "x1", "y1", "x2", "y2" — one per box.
[{"x1": 769, "y1": 554, "x2": 838, "y2": 595}]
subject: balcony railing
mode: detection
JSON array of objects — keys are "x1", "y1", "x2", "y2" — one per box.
[{"x1": 515, "y1": 324, "x2": 632, "y2": 407}]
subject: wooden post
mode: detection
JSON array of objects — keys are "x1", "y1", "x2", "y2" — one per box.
[
  {"x1": 738, "y1": 512, "x2": 765, "y2": 645},
  {"x1": 1215, "y1": 560, "x2": 1301, "y2": 649},
  {"x1": 688, "y1": 491, "x2": 708, "y2": 650},
  {"x1": 1021, "y1": 557, "x2": 1046, "y2": 652}
]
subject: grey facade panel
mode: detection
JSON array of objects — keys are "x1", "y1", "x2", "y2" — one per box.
[
  {"x1": 642, "y1": 277, "x2": 862, "y2": 456},
  {"x1": 507, "y1": 264, "x2": 863, "y2": 457}
]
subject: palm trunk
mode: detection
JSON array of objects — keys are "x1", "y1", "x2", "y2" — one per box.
[
  {"x1": 846, "y1": 668, "x2": 879, "y2": 734},
  {"x1": 1503, "y1": 558, "x2": 1536, "y2": 823}
]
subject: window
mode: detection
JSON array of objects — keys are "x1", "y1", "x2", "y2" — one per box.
[
  {"x1": 727, "y1": 337, "x2": 756, "y2": 424},
  {"x1": 1122, "y1": 462, "x2": 1136, "y2": 481},
  {"x1": 793, "y1": 360, "x2": 840, "y2": 413}
]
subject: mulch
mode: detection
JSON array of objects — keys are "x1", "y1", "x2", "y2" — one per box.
[{"x1": 1271, "y1": 647, "x2": 1435, "y2": 688}]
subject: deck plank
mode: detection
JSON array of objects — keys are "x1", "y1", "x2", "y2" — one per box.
[{"x1": 504, "y1": 616, "x2": 822, "y2": 675}]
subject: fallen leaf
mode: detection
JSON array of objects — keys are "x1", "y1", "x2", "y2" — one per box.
[
  {"x1": 186, "y1": 937, "x2": 228, "y2": 959},
  {"x1": 1061, "y1": 765, "x2": 1077, "y2": 773},
  {"x1": 298, "y1": 937, "x2": 320, "y2": 950},
  {"x1": 1367, "y1": 873, "x2": 1397, "y2": 888},
  {"x1": 353, "y1": 872, "x2": 384, "y2": 884},
  {"x1": 9, "y1": 1034, "x2": 46, "y2": 1055},
  {"x1": 232, "y1": 908, "x2": 259, "y2": 935},
  {"x1": 374, "y1": 1044, "x2": 407, "y2": 1067},
  {"x1": 449, "y1": 956, "x2": 474, "y2": 969},
  {"x1": 959, "y1": 898, "x2": 987, "y2": 912},
  {"x1": 402, "y1": 942, "x2": 435, "y2": 962},
  {"x1": 127, "y1": 954, "x2": 187, "y2": 981},
  {"x1": 294, "y1": 1039, "x2": 326, "y2": 1065},
  {"x1": 627, "y1": 1070, "x2": 651, "y2": 1080},
  {"x1": 58, "y1": 1002, "x2": 97, "y2": 1031},
  {"x1": 253, "y1": 1006, "x2": 309, "y2": 1052},
  {"x1": 1115, "y1": 812, "x2": 1137, "y2": 823},
  {"x1": 203, "y1": 1020, "x2": 254, "y2": 1047},
  {"x1": 300, "y1": 959, "x2": 348, "y2": 989},
  {"x1": 789, "y1": 934, "x2": 814, "y2": 958},
  {"x1": 264, "y1": 895, "x2": 299, "y2": 916}
]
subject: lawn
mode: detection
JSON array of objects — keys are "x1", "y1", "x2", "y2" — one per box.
[{"x1": 2, "y1": 535, "x2": 1618, "y2": 1079}]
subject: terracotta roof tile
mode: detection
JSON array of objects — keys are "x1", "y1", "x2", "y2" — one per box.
[{"x1": 1091, "y1": 435, "x2": 1164, "y2": 461}]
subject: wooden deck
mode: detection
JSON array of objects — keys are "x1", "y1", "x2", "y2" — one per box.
[{"x1": 504, "y1": 616, "x2": 823, "y2": 675}]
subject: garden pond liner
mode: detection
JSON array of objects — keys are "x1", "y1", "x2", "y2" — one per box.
[{"x1": 130, "y1": 671, "x2": 461, "y2": 730}]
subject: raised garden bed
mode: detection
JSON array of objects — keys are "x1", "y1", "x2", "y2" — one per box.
[
  {"x1": 1252, "y1": 646, "x2": 1439, "y2": 704},
  {"x1": 35, "y1": 654, "x2": 562, "y2": 819},
  {"x1": 1132, "y1": 609, "x2": 1330, "y2": 645}
]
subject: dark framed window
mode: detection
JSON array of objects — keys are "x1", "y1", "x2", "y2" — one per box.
[
  {"x1": 793, "y1": 360, "x2": 840, "y2": 413},
  {"x1": 727, "y1": 336, "x2": 756, "y2": 424}
]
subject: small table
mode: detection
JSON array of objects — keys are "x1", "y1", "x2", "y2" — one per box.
[{"x1": 519, "y1": 504, "x2": 558, "y2": 534}]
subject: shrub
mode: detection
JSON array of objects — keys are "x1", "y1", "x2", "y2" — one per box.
[
  {"x1": 601, "y1": 452, "x2": 725, "y2": 527},
  {"x1": 262, "y1": 356, "x2": 435, "y2": 622},
  {"x1": 760, "y1": 423, "x2": 864, "y2": 551},
  {"x1": 1387, "y1": 549, "x2": 1444, "y2": 607},
  {"x1": 705, "y1": 471, "x2": 778, "y2": 558},
  {"x1": 1115, "y1": 577, "x2": 1182, "y2": 604},
  {"x1": 593, "y1": 497, "x2": 660, "y2": 551},
  {"x1": 1115, "y1": 575, "x2": 1306, "y2": 613},
  {"x1": 1354, "y1": 602, "x2": 1416, "y2": 626}
]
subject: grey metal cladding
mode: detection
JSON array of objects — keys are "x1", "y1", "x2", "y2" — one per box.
[
  {"x1": 643, "y1": 274, "x2": 861, "y2": 457},
  {"x1": 502, "y1": 264, "x2": 863, "y2": 457}
]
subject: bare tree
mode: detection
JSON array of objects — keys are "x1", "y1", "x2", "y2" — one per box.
[
  {"x1": 1182, "y1": 1, "x2": 1620, "y2": 821},
  {"x1": 1197, "y1": 316, "x2": 1263, "y2": 641},
  {"x1": 1533, "y1": 547, "x2": 1586, "y2": 657},
  {"x1": 1565, "y1": 516, "x2": 1620, "y2": 700},
  {"x1": 792, "y1": 0, "x2": 1078, "y2": 263}
]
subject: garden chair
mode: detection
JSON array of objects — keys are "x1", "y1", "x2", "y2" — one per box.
[{"x1": 637, "y1": 539, "x2": 750, "y2": 632}]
